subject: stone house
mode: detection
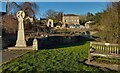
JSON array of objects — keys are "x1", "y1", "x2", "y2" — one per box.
[
  {"x1": 24, "y1": 16, "x2": 34, "y2": 30},
  {"x1": 62, "y1": 14, "x2": 80, "y2": 26}
]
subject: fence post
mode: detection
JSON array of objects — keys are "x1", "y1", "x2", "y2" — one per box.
[
  {"x1": 33, "y1": 38, "x2": 38, "y2": 50},
  {"x1": 115, "y1": 47, "x2": 117, "y2": 54},
  {"x1": 117, "y1": 47, "x2": 119, "y2": 54},
  {"x1": 88, "y1": 47, "x2": 91, "y2": 63}
]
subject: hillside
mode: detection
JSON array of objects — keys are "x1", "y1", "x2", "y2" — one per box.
[{"x1": 2, "y1": 41, "x2": 118, "y2": 72}]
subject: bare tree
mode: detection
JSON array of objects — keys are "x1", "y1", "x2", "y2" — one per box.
[
  {"x1": 44, "y1": 9, "x2": 63, "y2": 23},
  {"x1": 97, "y1": 2, "x2": 119, "y2": 43},
  {"x1": 9, "y1": 2, "x2": 39, "y2": 17},
  {"x1": 3, "y1": 2, "x2": 39, "y2": 33},
  {"x1": 6, "y1": 0, "x2": 9, "y2": 14}
]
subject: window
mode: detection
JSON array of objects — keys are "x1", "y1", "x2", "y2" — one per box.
[{"x1": 65, "y1": 17, "x2": 68, "y2": 18}]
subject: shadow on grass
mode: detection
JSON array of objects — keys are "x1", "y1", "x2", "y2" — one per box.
[
  {"x1": 2, "y1": 33, "x2": 17, "y2": 49},
  {"x1": 78, "y1": 59, "x2": 118, "y2": 72},
  {"x1": 27, "y1": 35, "x2": 94, "y2": 50},
  {"x1": 3, "y1": 34, "x2": 94, "y2": 50}
]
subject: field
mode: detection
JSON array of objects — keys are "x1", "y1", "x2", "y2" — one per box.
[{"x1": 2, "y1": 41, "x2": 119, "y2": 72}]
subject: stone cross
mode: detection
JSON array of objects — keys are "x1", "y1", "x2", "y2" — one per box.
[
  {"x1": 33, "y1": 38, "x2": 38, "y2": 50},
  {"x1": 15, "y1": 10, "x2": 27, "y2": 47}
]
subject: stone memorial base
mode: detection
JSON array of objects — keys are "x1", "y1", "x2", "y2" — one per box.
[
  {"x1": 15, "y1": 40, "x2": 27, "y2": 47},
  {"x1": 8, "y1": 46, "x2": 34, "y2": 50}
]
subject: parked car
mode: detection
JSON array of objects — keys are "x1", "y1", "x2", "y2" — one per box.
[{"x1": 69, "y1": 24, "x2": 80, "y2": 28}]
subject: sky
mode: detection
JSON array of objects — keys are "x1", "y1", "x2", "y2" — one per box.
[
  {"x1": 1, "y1": 0, "x2": 119, "y2": 2},
  {"x1": 1, "y1": 2, "x2": 110, "y2": 19}
]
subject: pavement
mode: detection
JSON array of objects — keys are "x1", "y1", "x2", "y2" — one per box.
[
  {"x1": 1, "y1": 49, "x2": 31, "y2": 65},
  {"x1": 86, "y1": 60, "x2": 120, "y2": 71}
]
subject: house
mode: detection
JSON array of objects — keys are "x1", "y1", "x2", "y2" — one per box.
[
  {"x1": 62, "y1": 14, "x2": 80, "y2": 26},
  {"x1": 25, "y1": 16, "x2": 34, "y2": 30},
  {"x1": 25, "y1": 16, "x2": 34, "y2": 24}
]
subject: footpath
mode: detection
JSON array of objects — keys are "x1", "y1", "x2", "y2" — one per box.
[{"x1": 1, "y1": 49, "x2": 31, "y2": 65}]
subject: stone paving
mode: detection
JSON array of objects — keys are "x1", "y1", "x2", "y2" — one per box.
[
  {"x1": 1, "y1": 49, "x2": 31, "y2": 64},
  {"x1": 86, "y1": 60, "x2": 120, "y2": 71}
]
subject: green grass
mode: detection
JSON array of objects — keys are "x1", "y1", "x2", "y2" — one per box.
[{"x1": 2, "y1": 42, "x2": 120, "y2": 73}]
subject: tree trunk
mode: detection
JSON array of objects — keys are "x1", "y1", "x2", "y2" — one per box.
[{"x1": 6, "y1": 0, "x2": 9, "y2": 14}]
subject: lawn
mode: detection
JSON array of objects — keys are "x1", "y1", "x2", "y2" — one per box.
[{"x1": 2, "y1": 41, "x2": 119, "y2": 73}]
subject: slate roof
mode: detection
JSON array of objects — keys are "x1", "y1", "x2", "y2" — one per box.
[{"x1": 64, "y1": 14, "x2": 79, "y2": 16}]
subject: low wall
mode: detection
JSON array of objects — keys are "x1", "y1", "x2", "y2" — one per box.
[{"x1": 28, "y1": 36, "x2": 85, "y2": 49}]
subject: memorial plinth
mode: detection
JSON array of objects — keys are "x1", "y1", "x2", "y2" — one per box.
[
  {"x1": 8, "y1": 46, "x2": 33, "y2": 50},
  {"x1": 8, "y1": 10, "x2": 28, "y2": 50},
  {"x1": 8, "y1": 10, "x2": 38, "y2": 50},
  {"x1": 15, "y1": 10, "x2": 26, "y2": 47}
]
